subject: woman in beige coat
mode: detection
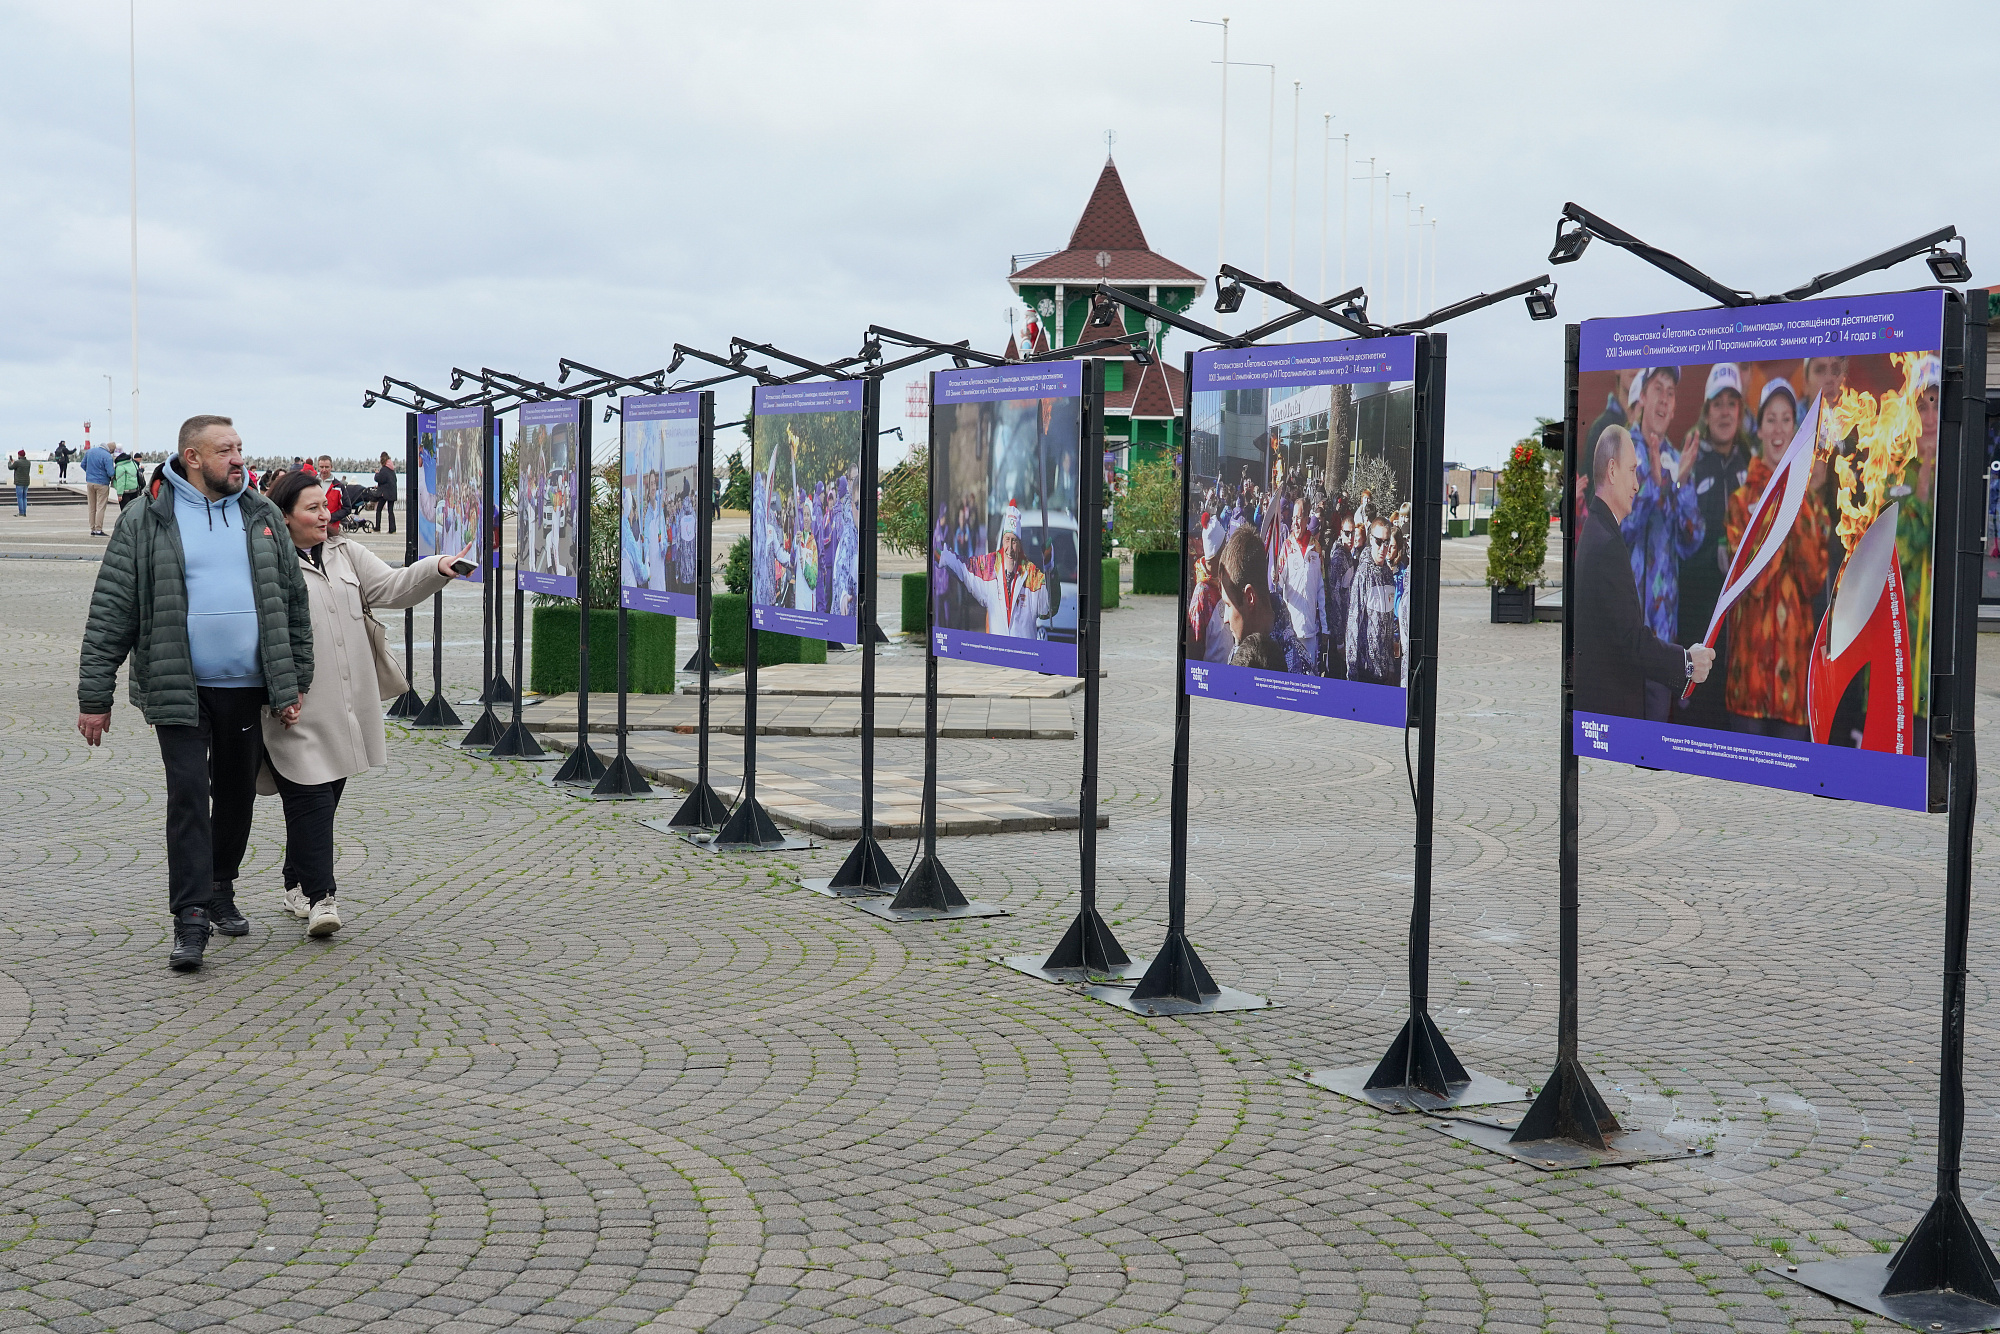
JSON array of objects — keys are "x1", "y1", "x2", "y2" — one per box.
[{"x1": 264, "y1": 471, "x2": 469, "y2": 936}]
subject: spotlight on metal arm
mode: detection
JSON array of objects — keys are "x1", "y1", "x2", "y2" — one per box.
[
  {"x1": 867, "y1": 325, "x2": 1012, "y2": 369},
  {"x1": 1776, "y1": 226, "x2": 1966, "y2": 302},
  {"x1": 1547, "y1": 203, "x2": 1752, "y2": 308},
  {"x1": 1216, "y1": 267, "x2": 1385, "y2": 338},
  {"x1": 1392, "y1": 275, "x2": 1556, "y2": 332}
]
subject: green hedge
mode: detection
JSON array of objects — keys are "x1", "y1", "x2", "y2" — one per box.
[
  {"x1": 1100, "y1": 557, "x2": 1121, "y2": 610},
  {"x1": 707, "y1": 593, "x2": 827, "y2": 667},
  {"x1": 531, "y1": 605, "x2": 675, "y2": 695},
  {"x1": 1131, "y1": 550, "x2": 1178, "y2": 594},
  {"x1": 901, "y1": 571, "x2": 927, "y2": 637}
]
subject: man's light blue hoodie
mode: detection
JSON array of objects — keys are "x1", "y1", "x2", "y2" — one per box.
[{"x1": 164, "y1": 463, "x2": 263, "y2": 688}]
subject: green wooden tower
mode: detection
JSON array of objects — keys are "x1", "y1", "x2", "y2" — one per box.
[{"x1": 1009, "y1": 157, "x2": 1206, "y2": 468}]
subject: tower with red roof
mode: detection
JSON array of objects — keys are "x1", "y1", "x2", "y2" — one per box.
[{"x1": 1008, "y1": 156, "x2": 1206, "y2": 466}]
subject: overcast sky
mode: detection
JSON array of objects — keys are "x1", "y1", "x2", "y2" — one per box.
[{"x1": 4, "y1": 1, "x2": 1994, "y2": 470}]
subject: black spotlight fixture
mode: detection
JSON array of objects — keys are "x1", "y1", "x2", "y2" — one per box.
[
  {"x1": 1927, "y1": 238, "x2": 1972, "y2": 285},
  {"x1": 860, "y1": 337, "x2": 882, "y2": 362},
  {"x1": 1213, "y1": 276, "x2": 1246, "y2": 314},
  {"x1": 951, "y1": 355, "x2": 970, "y2": 369},
  {"x1": 1339, "y1": 291, "x2": 1369, "y2": 323},
  {"x1": 1524, "y1": 283, "x2": 1559, "y2": 321},
  {"x1": 449, "y1": 370, "x2": 465, "y2": 391},
  {"x1": 666, "y1": 349, "x2": 685, "y2": 374},
  {"x1": 1548, "y1": 223, "x2": 1592, "y2": 265},
  {"x1": 1130, "y1": 341, "x2": 1156, "y2": 366},
  {"x1": 603, "y1": 404, "x2": 616, "y2": 423},
  {"x1": 362, "y1": 392, "x2": 378, "y2": 408},
  {"x1": 1087, "y1": 294, "x2": 1120, "y2": 329}
]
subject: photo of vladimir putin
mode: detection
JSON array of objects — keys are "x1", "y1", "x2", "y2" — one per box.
[{"x1": 1576, "y1": 425, "x2": 1714, "y2": 717}]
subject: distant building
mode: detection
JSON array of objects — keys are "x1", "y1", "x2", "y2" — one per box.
[{"x1": 1008, "y1": 157, "x2": 1205, "y2": 470}]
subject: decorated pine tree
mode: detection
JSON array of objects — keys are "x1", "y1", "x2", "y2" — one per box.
[{"x1": 1485, "y1": 432, "x2": 1550, "y2": 591}]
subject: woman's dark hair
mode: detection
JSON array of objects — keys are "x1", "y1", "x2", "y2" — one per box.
[{"x1": 269, "y1": 469, "x2": 325, "y2": 515}]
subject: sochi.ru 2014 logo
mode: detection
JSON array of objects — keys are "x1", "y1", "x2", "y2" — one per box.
[
  {"x1": 1579, "y1": 718, "x2": 1611, "y2": 754},
  {"x1": 1188, "y1": 665, "x2": 1210, "y2": 693}
]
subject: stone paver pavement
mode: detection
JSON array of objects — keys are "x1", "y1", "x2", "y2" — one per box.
[{"x1": 0, "y1": 558, "x2": 1990, "y2": 1332}]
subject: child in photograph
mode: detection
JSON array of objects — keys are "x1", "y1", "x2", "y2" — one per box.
[{"x1": 1214, "y1": 526, "x2": 1292, "y2": 670}]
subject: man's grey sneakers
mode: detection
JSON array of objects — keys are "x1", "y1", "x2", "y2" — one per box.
[
  {"x1": 169, "y1": 908, "x2": 212, "y2": 971},
  {"x1": 283, "y1": 884, "x2": 310, "y2": 919},
  {"x1": 307, "y1": 897, "x2": 342, "y2": 938}
]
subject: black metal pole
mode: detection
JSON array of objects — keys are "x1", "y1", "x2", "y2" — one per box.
[
  {"x1": 489, "y1": 432, "x2": 548, "y2": 760},
  {"x1": 1510, "y1": 324, "x2": 1617, "y2": 1150},
  {"x1": 412, "y1": 415, "x2": 461, "y2": 729},
  {"x1": 388, "y1": 411, "x2": 424, "y2": 718},
  {"x1": 1876, "y1": 290, "x2": 2000, "y2": 1307},
  {"x1": 712, "y1": 621, "x2": 785, "y2": 846},
  {"x1": 461, "y1": 406, "x2": 503, "y2": 747},
  {"x1": 1042, "y1": 358, "x2": 1127, "y2": 973},
  {"x1": 1130, "y1": 354, "x2": 1221, "y2": 1005},
  {"x1": 887, "y1": 367, "x2": 967, "y2": 912},
  {"x1": 671, "y1": 391, "x2": 728, "y2": 826},
  {"x1": 555, "y1": 400, "x2": 607, "y2": 783},
  {"x1": 1360, "y1": 333, "x2": 1475, "y2": 1101},
  {"x1": 824, "y1": 378, "x2": 897, "y2": 892}
]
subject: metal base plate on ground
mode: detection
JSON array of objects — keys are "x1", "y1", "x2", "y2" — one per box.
[
  {"x1": 1300, "y1": 1066, "x2": 1531, "y2": 1114},
  {"x1": 642, "y1": 818, "x2": 816, "y2": 853},
  {"x1": 569, "y1": 785, "x2": 672, "y2": 802},
  {"x1": 1434, "y1": 1115, "x2": 1709, "y2": 1169},
  {"x1": 994, "y1": 955, "x2": 1149, "y2": 986},
  {"x1": 851, "y1": 898, "x2": 1008, "y2": 923},
  {"x1": 801, "y1": 877, "x2": 897, "y2": 899},
  {"x1": 1776, "y1": 1257, "x2": 2000, "y2": 1333},
  {"x1": 1079, "y1": 982, "x2": 1273, "y2": 1017}
]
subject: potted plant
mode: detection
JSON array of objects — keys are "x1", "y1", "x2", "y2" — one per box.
[{"x1": 1486, "y1": 433, "x2": 1550, "y2": 624}]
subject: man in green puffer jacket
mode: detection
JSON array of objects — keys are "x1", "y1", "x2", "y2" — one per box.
[{"x1": 77, "y1": 414, "x2": 314, "y2": 972}]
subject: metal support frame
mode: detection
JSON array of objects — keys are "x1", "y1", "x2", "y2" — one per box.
[
  {"x1": 1782, "y1": 292, "x2": 2000, "y2": 1333},
  {"x1": 808, "y1": 375, "x2": 899, "y2": 895},
  {"x1": 385, "y1": 410, "x2": 425, "y2": 718},
  {"x1": 459, "y1": 405, "x2": 505, "y2": 748},
  {"x1": 551, "y1": 399, "x2": 607, "y2": 784},
  {"x1": 1437, "y1": 325, "x2": 1700, "y2": 1170},
  {"x1": 668, "y1": 391, "x2": 731, "y2": 827},
  {"x1": 1304, "y1": 334, "x2": 1528, "y2": 1109}
]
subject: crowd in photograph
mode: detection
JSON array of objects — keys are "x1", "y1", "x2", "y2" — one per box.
[
  {"x1": 751, "y1": 457, "x2": 861, "y2": 618},
  {"x1": 1187, "y1": 464, "x2": 1412, "y2": 686}
]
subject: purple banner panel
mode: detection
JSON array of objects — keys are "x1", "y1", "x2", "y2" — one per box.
[
  {"x1": 933, "y1": 627, "x2": 1075, "y2": 677},
  {"x1": 436, "y1": 406, "x2": 485, "y2": 432},
  {"x1": 1186, "y1": 659, "x2": 1406, "y2": 726},
  {"x1": 1192, "y1": 335, "x2": 1416, "y2": 390},
  {"x1": 623, "y1": 392, "x2": 697, "y2": 422},
  {"x1": 1580, "y1": 289, "x2": 1944, "y2": 371},
  {"x1": 934, "y1": 361, "x2": 1083, "y2": 405},
  {"x1": 622, "y1": 586, "x2": 695, "y2": 618},
  {"x1": 752, "y1": 603, "x2": 856, "y2": 644},
  {"x1": 755, "y1": 380, "x2": 865, "y2": 415},
  {"x1": 1574, "y1": 711, "x2": 1926, "y2": 810}
]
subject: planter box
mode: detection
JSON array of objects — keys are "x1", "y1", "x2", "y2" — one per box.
[
  {"x1": 706, "y1": 592, "x2": 826, "y2": 667},
  {"x1": 901, "y1": 570, "x2": 927, "y2": 637},
  {"x1": 531, "y1": 605, "x2": 676, "y2": 695},
  {"x1": 1100, "y1": 557, "x2": 1121, "y2": 610},
  {"x1": 1446, "y1": 517, "x2": 1469, "y2": 539},
  {"x1": 1131, "y1": 550, "x2": 1179, "y2": 595},
  {"x1": 1473, "y1": 516, "x2": 1490, "y2": 536},
  {"x1": 1490, "y1": 584, "x2": 1536, "y2": 625}
]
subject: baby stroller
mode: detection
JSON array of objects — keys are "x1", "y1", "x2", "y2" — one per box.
[{"x1": 332, "y1": 484, "x2": 378, "y2": 532}]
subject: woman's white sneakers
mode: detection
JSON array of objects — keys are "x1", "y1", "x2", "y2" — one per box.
[
  {"x1": 284, "y1": 885, "x2": 311, "y2": 919},
  {"x1": 307, "y1": 897, "x2": 343, "y2": 938}
]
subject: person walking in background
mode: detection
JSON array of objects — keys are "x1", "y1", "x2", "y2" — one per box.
[
  {"x1": 373, "y1": 452, "x2": 397, "y2": 533},
  {"x1": 76, "y1": 414, "x2": 313, "y2": 971},
  {"x1": 113, "y1": 451, "x2": 142, "y2": 510},
  {"x1": 11, "y1": 450, "x2": 31, "y2": 515},
  {"x1": 262, "y1": 471, "x2": 467, "y2": 937},
  {"x1": 82, "y1": 437, "x2": 116, "y2": 535},
  {"x1": 53, "y1": 440, "x2": 73, "y2": 482}
]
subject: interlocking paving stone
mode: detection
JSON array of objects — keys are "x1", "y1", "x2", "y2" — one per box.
[{"x1": 3, "y1": 561, "x2": 1996, "y2": 1331}]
